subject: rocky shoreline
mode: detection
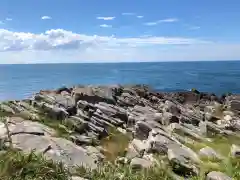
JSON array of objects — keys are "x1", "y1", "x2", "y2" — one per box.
[{"x1": 0, "y1": 84, "x2": 240, "y2": 179}]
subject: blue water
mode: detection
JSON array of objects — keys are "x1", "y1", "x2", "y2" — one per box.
[{"x1": 0, "y1": 61, "x2": 240, "y2": 101}]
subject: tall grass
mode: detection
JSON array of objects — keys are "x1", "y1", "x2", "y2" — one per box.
[{"x1": 0, "y1": 150, "x2": 70, "y2": 180}]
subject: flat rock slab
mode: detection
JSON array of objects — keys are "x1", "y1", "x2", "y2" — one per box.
[
  {"x1": 130, "y1": 157, "x2": 153, "y2": 169},
  {"x1": 0, "y1": 119, "x2": 56, "y2": 137},
  {"x1": 206, "y1": 171, "x2": 231, "y2": 180},
  {"x1": 11, "y1": 134, "x2": 98, "y2": 169}
]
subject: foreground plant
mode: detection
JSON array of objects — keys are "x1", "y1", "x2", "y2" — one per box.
[{"x1": 0, "y1": 150, "x2": 70, "y2": 180}]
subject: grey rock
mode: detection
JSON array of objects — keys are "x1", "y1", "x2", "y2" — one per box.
[
  {"x1": 131, "y1": 139, "x2": 147, "y2": 155},
  {"x1": 231, "y1": 144, "x2": 240, "y2": 158},
  {"x1": 34, "y1": 94, "x2": 55, "y2": 104},
  {"x1": 170, "y1": 123, "x2": 206, "y2": 142},
  {"x1": 164, "y1": 100, "x2": 180, "y2": 115},
  {"x1": 226, "y1": 95, "x2": 240, "y2": 111},
  {"x1": 84, "y1": 146, "x2": 105, "y2": 161},
  {"x1": 10, "y1": 120, "x2": 56, "y2": 136},
  {"x1": 134, "y1": 121, "x2": 153, "y2": 140},
  {"x1": 10, "y1": 134, "x2": 98, "y2": 169},
  {"x1": 126, "y1": 143, "x2": 140, "y2": 159},
  {"x1": 161, "y1": 112, "x2": 179, "y2": 125},
  {"x1": 168, "y1": 144, "x2": 200, "y2": 176},
  {"x1": 0, "y1": 120, "x2": 56, "y2": 138},
  {"x1": 73, "y1": 86, "x2": 117, "y2": 105},
  {"x1": 71, "y1": 176, "x2": 88, "y2": 180},
  {"x1": 65, "y1": 116, "x2": 88, "y2": 133},
  {"x1": 130, "y1": 157, "x2": 153, "y2": 169},
  {"x1": 42, "y1": 103, "x2": 68, "y2": 120},
  {"x1": 206, "y1": 171, "x2": 231, "y2": 180},
  {"x1": 199, "y1": 147, "x2": 222, "y2": 160},
  {"x1": 70, "y1": 134, "x2": 93, "y2": 146},
  {"x1": 147, "y1": 129, "x2": 176, "y2": 154},
  {"x1": 0, "y1": 103, "x2": 15, "y2": 114}
]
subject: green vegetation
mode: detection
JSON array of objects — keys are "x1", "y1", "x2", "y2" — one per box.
[
  {"x1": 0, "y1": 150, "x2": 69, "y2": 180},
  {"x1": 38, "y1": 116, "x2": 73, "y2": 139},
  {"x1": 76, "y1": 163, "x2": 174, "y2": 180}
]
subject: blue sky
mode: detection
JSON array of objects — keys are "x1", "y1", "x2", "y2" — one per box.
[{"x1": 0, "y1": 0, "x2": 240, "y2": 63}]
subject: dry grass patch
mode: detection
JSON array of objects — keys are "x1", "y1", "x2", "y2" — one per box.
[{"x1": 101, "y1": 128, "x2": 130, "y2": 161}]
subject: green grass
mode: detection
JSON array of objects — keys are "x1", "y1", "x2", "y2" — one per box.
[
  {"x1": 76, "y1": 163, "x2": 174, "y2": 180},
  {"x1": 0, "y1": 150, "x2": 70, "y2": 180},
  {"x1": 38, "y1": 116, "x2": 73, "y2": 139}
]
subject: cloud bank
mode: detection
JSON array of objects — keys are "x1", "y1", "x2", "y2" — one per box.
[{"x1": 0, "y1": 28, "x2": 239, "y2": 64}]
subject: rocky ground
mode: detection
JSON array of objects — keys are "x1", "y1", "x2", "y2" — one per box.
[{"x1": 0, "y1": 84, "x2": 240, "y2": 180}]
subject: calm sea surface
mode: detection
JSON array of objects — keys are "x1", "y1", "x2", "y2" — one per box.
[{"x1": 1, "y1": 61, "x2": 240, "y2": 101}]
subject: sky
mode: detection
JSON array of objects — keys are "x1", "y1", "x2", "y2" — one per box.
[{"x1": 0, "y1": 0, "x2": 240, "y2": 64}]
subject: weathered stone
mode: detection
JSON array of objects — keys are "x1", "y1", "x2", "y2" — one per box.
[
  {"x1": 10, "y1": 134, "x2": 97, "y2": 169},
  {"x1": 231, "y1": 144, "x2": 240, "y2": 158},
  {"x1": 170, "y1": 123, "x2": 206, "y2": 142},
  {"x1": 71, "y1": 176, "x2": 88, "y2": 180},
  {"x1": 164, "y1": 100, "x2": 180, "y2": 115},
  {"x1": 126, "y1": 143, "x2": 140, "y2": 159},
  {"x1": 131, "y1": 139, "x2": 147, "y2": 155},
  {"x1": 0, "y1": 103, "x2": 15, "y2": 114},
  {"x1": 34, "y1": 94, "x2": 55, "y2": 104},
  {"x1": 84, "y1": 146, "x2": 105, "y2": 161},
  {"x1": 146, "y1": 129, "x2": 176, "y2": 154},
  {"x1": 42, "y1": 103, "x2": 68, "y2": 120},
  {"x1": 130, "y1": 157, "x2": 153, "y2": 169},
  {"x1": 70, "y1": 134, "x2": 93, "y2": 146},
  {"x1": 65, "y1": 116, "x2": 88, "y2": 133},
  {"x1": 134, "y1": 121, "x2": 153, "y2": 140},
  {"x1": 199, "y1": 147, "x2": 222, "y2": 160},
  {"x1": 168, "y1": 144, "x2": 200, "y2": 176},
  {"x1": 10, "y1": 120, "x2": 56, "y2": 136},
  {"x1": 73, "y1": 86, "x2": 117, "y2": 105},
  {"x1": 161, "y1": 112, "x2": 179, "y2": 125},
  {"x1": 206, "y1": 171, "x2": 231, "y2": 180}
]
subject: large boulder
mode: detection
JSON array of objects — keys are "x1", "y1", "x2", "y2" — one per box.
[
  {"x1": 134, "y1": 121, "x2": 153, "y2": 140},
  {"x1": 10, "y1": 134, "x2": 98, "y2": 169},
  {"x1": 225, "y1": 95, "x2": 240, "y2": 111},
  {"x1": 168, "y1": 144, "x2": 200, "y2": 177},
  {"x1": 146, "y1": 129, "x2": 177, "y2": 154},
  {"x1": 161, "y1": 112, "x2": 179, "y2": 125},
  {"x1": 42, "y1": 103, "x2": 69, "y2": 120},
  {"x1": 73, "y1": 85, "x2": 119, "y2": 105}
]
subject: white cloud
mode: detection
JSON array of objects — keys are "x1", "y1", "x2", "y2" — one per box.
[
  {"x1": 0, "y1": 28, "x2": 209, "y2": 53},
  {"x1": 97, "y1": 16, "x2": 115, "y2": 20},
  {"x1": 160, "y1": 18, "x2": 178, "y2": 23},
  {"x1": 0, "y1": 28, "x2": 239, "y2": 63},
  {"x1": 137, "y1": 15, "x2": 144, "y2": 18},
  {"x1": 41, "y1": 16, "x2": 52, "y2": 20},
  {"x1": 100, "y1": 24, "x2": 112, "y2": 28},
  {"x1": 144, "y1": 18, "x2": 178, "y2": 26},
  {"x1": 6, "y1": 18, "x2": 12, "y2": 21},
  {"x1": 122, "y1": 13, "x2": 135, "y2": 16},
  {"x1": 189, "y1": 26, "x2": 200, "y2": 30}
]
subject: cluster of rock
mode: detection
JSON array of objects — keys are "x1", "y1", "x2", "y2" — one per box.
[{"x1": 1, "y1": 84, "x2": 240, "y2": 179}]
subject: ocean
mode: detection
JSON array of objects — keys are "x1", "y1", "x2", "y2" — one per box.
[{"x1": 0, "y1": 61, "x2": 240, "y2": 101}]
